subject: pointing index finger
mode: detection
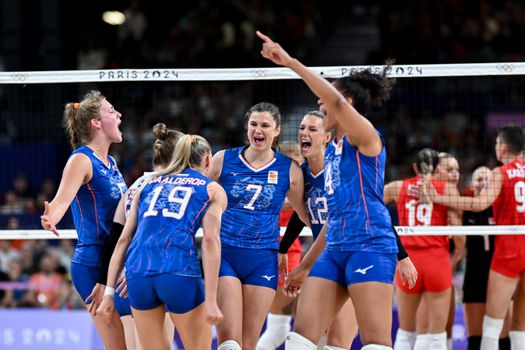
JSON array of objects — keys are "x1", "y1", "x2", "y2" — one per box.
[{"x1": 256, "y1": 31, "x2": 273, "y2": 43}]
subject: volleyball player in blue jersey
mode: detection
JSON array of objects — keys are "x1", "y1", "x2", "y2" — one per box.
[
  {"x1": 208, "y1": 102, "x2": 310, "y2": 350},
  {"x1": 97, "y1": 134, "x2": 226, "y2": 350},
  {"x1": 40, "y1": 91, "x2": 127, "y2": 349},
  {"x1": 275, "y1": 112, "x2": 416, "y2": 350},
  {"x1": 258, "y1": 31, "x2": 399, "y2": 350},
  {"x1": 272, "y1": 110, "x2": 359, "y2": 350},
  {"x1": 87, "y1": 123, "x2": 181, "y2": 349}
]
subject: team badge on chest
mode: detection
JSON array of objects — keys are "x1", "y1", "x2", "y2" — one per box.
[{"x1": 268, "y1": 171, "x2": 278, "y2": 184}]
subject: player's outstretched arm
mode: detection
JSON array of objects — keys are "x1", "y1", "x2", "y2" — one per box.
[
  {"x1": 256, "y1": 31, "x2": 382, "y2": 156},
  {"x1": 41, "y1": 154, "x2": 92, "y2": 236}
]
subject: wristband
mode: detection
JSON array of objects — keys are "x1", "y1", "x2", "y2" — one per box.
[{"x1": 104, "y1": 286, "x2": 115, "y2": 297}]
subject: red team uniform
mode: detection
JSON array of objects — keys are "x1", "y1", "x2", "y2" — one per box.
[
  {"x1": 491, "y1": 160, "x2": 525, "y2": 278},
  {"x1": 395, "y1": 176, "x2": 452, "y2": 293}
]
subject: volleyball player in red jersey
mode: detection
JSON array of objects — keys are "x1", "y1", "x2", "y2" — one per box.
[
  {"x1": 416, "y1": 152, "x2": 466, "y2": 350},
  {"x1": 384, "y1": 148, "x2": 461, "y2": 350},
  {"x1": 429, "y1": 125, "x2": 525, "y2": 350}
]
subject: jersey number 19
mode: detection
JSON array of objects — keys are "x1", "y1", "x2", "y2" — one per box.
[{"x1": 143, "y1": 185, "x2": 193, "y2": 219}]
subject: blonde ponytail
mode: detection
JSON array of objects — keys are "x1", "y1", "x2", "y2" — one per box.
[{"x1": 157, "y1": 134, "x2": 211, "y2": 177}]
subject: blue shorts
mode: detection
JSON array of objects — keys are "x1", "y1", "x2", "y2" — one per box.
[
  {"x1": 127, "y1": 273, "x2": 205, "y2": 314},
  {"x1": 309, "y1": 250, "x2": 396, "y2": 287},
  {"x1": 70, "y1": 262, "x2": 98, "y2": 302},
  {"x1": 70, "y1": 262, "x2": 132, "y2": 316},
  {"x1": 219, "y1": 246, "x2": 278, "y2": 290},
  {"x1": 114, "y1": 282, "x2": 132, "y2": 317}
]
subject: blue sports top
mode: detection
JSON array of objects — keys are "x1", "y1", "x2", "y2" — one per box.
[
  {"x1": 125, "y1": 169, "x2": 212, "y2": 279},
  {"x1": 70, "y1": 146, "x2": 127, "y2": 267},
  {"x1": 301, "y1": 161, "x2": 327, "y2": 240},
  {"x1": 323, "y1": 134, "x2": 397, "y2": 253},
  {"x1": 220, "y1": 147, "x2": 292, "y2": 250}
]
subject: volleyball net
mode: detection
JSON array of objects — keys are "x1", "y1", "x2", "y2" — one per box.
[{"x1": 0, "y1": 62, "x2": 524, "y2": 241}]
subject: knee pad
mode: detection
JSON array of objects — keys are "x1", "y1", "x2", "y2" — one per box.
[
  {"x1": 218, "y1": 340, "x2": 242, "y2": 350},
  {"x1": 482, "y1": 316, "x2": 504, "y2": 339},
  {"x1": 285, "y1": 332, "x2": 317, "y2": 350},
  {"x1": 324, "y1": 345, "x2": 346, "y2": 350},
  {"x1": 510, "y1": 331, "x2": 525, "y2": 350},
  {"x1": 257, "y1": 314, "x2": 292, "y2": 350},
  {"x1": 394, "y1": 329, "x2": 416, "y2": 350},
  {"x1": 361, "y1": 344, "x2": 393, "y2": 350},
  {"x1": 414, "y1": 334, "x2": 430, "y2": 350},
  {"x1": 428, "y1": 332, "x2": 447, "y2": 350}
]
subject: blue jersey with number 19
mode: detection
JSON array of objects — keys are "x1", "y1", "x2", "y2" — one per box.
[
  {"x1": 302, "y1": 161, "x2": 327, "y2": 240},
  {"x1": 220, "y1": 147, "x2": 291, "y2": 250},
  {"x1": 70, "y1": 146, "x2": 127, "y2": 267},
  {"x1": 125, "y1": 169, "x2": 212, "y2": 279},
  {"x1": 324, "y1": 134, "x2": 397, "y2": 253}
]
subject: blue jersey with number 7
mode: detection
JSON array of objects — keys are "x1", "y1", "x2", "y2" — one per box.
[
  {"x1": 220, "y1": 147, "x2": 292, "y2": 250},
  {"x1": 125, "y1": 169, "x2": 212, "y2": 279}
]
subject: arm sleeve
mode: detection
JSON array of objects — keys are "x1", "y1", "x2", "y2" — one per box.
[
  {"x1": 97, "y1": 222, "x2": 124, "y2": 284},
  {"x1": 278, "y1": 211, "x2": 306, "y2": 254},
  {"x1": 393, "y1": 226, "x2": 409, "y2": 261}
]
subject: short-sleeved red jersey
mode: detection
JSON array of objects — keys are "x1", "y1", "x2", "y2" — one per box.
[
  {"x1": 492, "y1": 160, "x2": 525, "y2": 259},
  {"x1": 397, "y1": 176, "x2": 449, "y2": 249}
]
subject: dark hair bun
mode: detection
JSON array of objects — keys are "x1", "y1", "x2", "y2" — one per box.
[{"x1": 153, "y1": 123, "x2": 168, "y2": 140}]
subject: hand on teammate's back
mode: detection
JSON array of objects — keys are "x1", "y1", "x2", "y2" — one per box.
[{"x1": 419, "y1": 179, "x2": 436, "y2": 204}]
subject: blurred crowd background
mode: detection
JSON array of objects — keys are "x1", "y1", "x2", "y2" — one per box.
[{"x1": 1, "y1": 0, "x2": 525, "y2": 309}]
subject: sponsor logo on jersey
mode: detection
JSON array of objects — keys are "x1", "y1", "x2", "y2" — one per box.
[{"x1": 268, "y1": 171, "x2": 278, "y2": 184}]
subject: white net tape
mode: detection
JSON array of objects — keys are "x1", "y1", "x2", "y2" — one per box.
[
  {"x1": 0, "y1": 62, "x2": 523, "y2": 84},
  {"x1": 1, "y1": 225, "x2": 524, "y2": 240}
]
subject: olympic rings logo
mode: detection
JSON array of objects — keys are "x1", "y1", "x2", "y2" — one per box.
[
  {"x1": 10, "y1": 73, "x2": 28, "y2": 81},
  {"x1": 250, "y1": 69, "x2": 269, "y2": 77},
  {"x1": 496, "y1": 64, "x2": 515, "y2": 73}
]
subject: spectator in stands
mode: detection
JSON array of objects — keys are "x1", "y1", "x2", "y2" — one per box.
[
  {"x1": 0, "y1": 239, "x2": 20, "y2": 273},
  {"x1": 19, "y1": 241, "x2": 38, "y2": 275},
  {"x1": 0, "y1": 190, "x2": 25, "y2": 215},
  {"x1": 26, "y1": 252, "x2": 65, "y2": 309},
  {"x1": 3, "y1": 259, "x2": 29, "y2": 307}
]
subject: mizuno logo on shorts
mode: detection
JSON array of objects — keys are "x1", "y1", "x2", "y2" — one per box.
[
  {"x1": 354, "y1": 265, "x2": 374, "y2": 275},
  {"x1": 262, "y1": 275, "x2": 276, "y2": 281}
]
